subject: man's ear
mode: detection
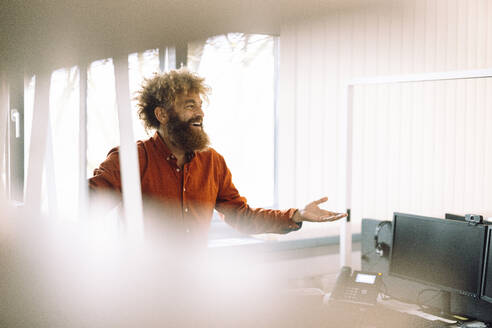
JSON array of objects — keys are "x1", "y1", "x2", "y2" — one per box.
[{"x1": 154, "y1": 107, "x2": 167, "y2": 124}]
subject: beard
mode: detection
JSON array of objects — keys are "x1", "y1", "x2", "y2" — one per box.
[{"x1": 165, "y1": 110, "x2": 210, "y2": 153}]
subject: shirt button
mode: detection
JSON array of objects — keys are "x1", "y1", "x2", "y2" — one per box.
[
  {"x1": 176, "y1": 168, "x2": 180, "y2": 172},
  {"x1": 166, "y1": 156, "x2": 170, "y2": 160},
  {"x1": 184, "y1": 208, "x2": 189, "y2": 212}
]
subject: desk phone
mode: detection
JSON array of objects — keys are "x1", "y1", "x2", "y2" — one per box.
[{"x1": 330, "y1": 266, "x2": 382, "y2": 306}]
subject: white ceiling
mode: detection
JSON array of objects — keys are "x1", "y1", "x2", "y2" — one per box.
[{"x1": 0, "y1": 0, "x2": 385, "y2": 72}]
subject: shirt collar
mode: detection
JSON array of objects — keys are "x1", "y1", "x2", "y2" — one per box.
[
  {"x1": 152, "y1": 131, "x2": 196, "y2": 161},
  {"x1": 152, "y1": 131, "x2": 173, "y2": 158}
]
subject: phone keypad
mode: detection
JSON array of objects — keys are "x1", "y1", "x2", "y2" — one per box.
[{"x1": 344, "y1": 287, "x2": 360, "y2": 300}]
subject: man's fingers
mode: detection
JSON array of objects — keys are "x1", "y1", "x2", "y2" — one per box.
[
  {"x1": 311, "y1": 196, "x2": 328, "y2": 206},
  {"x1": 316, "y1": 212, "x2": 347, "y2": 222},
  {"x1": 330, "y1": 213, "x2": 348, "y2": 221},
  {"x1": 324, "y1": 213, "x2": 347, "y2": 220}
]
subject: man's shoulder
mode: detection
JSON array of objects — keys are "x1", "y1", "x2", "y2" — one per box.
[
  {"x1": 194, "y1": 148, "x2": 229, "y2": 173},
  {"x1": 137, "y1": 135, "x2": 155, "y2": 147},
  {"x1": 105, "y1": 135, "x2": 153, "y2": 154},
  {"x1": 196, "y1": 147, "x2": 224, "y2": 160},
  {"x1": 135, "y1": 134, "x2": 163, "y2": 154}
]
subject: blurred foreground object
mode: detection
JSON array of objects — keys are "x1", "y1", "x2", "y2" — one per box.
[{"x1": 0, "y1": 201, "x2": 328, "y2": 328}]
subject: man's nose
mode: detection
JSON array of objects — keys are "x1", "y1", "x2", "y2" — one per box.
[{"x1": 196, "y1": 105, "x2": 204, "y2": 117}]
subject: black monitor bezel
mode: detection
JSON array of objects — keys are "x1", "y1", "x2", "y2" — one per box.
[
  {"x1": 389, "y1": 212, "x2": 487, "y2": 298},
  {"x1": 481, "y1": 228, "x2": 492, "y2": 303},
  {"x1": 444, "y1": 213, "x2": 466, "y2": 222}
]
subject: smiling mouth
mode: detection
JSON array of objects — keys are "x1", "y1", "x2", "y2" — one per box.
[{"x1": 191, "y1": 122, "x2": 202, "y2": 128}]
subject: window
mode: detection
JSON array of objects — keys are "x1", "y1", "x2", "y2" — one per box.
[
  {"x1": 14, "y1": 35, "x2": 280, "y2": 241},
  {"x1": 84, "y1": 35, "x2": 278, "y2": 215},
  {"x1": 24, "y1": 68, "x2": 81, "y2": 219},
  {"x1": 87, "y1": 49, "x2": 159, "y2": 177},
  {"x1": 188, "y1": 33, "x2": 276, "y2": 208}
]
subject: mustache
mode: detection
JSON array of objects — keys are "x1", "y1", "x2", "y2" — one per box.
[{"x1": 187, "y1": 117, "x2": 203, "y2": 124}]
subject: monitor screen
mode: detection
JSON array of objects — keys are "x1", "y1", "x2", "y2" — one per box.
[
  {"x1": 389, "y1": 213, "x2": 487, "y2": 297},
  {"x1": 482, "y1": 229, "x2": 492, "y2": 303}
]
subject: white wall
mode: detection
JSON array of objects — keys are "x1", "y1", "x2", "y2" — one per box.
[{"x1": 278, "y1": 0, "x2": 492, "y2": 237}]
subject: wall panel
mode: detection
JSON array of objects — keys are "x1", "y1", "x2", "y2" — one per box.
[{"x1": 278, "y1": 0, "x2": 492, "y2": 238}]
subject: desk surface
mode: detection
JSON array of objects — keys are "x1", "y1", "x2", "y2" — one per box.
[
  {"x1": 288, "y1": 289, "x2": 488, "y2": 328},
  {"x1": 319, "y1": 300, "x2": 458, "y2": 328}
]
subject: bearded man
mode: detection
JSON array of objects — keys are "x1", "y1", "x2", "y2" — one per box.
[{"x1": 89, "y1": 69, "x2": 346, "y2": 247}]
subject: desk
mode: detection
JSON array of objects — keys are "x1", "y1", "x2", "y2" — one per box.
[
  {"x1": 287, "y1": 289, "x2": 490, "y2": 327},
  {"x1": 323, "y1": 297, "x2": 458, "y2": 327}
]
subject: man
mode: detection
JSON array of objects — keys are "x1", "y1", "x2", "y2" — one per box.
[{"x1": 89, "y1": 69, "x2": 346, "y2": 246}]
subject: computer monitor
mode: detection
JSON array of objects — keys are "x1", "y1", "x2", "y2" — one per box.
[
  {"x1": 389, "y1": 213, "x2": 487, "y2": 300},
  {"x1": 481, "y1": 229, "x2": 492, "y2": 303}
]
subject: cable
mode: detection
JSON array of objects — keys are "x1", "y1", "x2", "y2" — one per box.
[
  {"x1": 416, "y1": 288, "x2": 444, "y2": 312},
  {"x1": 361, "y1": 250, "x2": 385, "y2": 272},
  {"x1": 379, "y1": 280, "x2": 392, "y2": 301}
]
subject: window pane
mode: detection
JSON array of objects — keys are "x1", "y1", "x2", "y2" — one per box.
[
  {"x1": 23, "y1": 68, "x2": 81, "y2": 218},
  {"x1": 189, "y1": 34, "x2": 275, "y2": 208},
  {"x1": 87, "y1": 58, "x2": 119, "y2": 178},
  {"x1": 87, "y1": 50, "x2": 160, "y2": 178},
  {"x1": 48, "y1": 66, "x2": 80, "y2": 219},
  {"x1": 128, "y1": 49, "x2": 159, "y2": 141}
]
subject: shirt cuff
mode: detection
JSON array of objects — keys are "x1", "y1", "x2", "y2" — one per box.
[
  {"x1": 291, "y1": 221, "x2": 302, "y2": 231},
  {"x1": 289, "y1": 210, "x2": 303, "y2": 231}
]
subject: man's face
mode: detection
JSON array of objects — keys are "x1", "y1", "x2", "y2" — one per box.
[{"x1": 164, "y1": 92, "x2": 210, "y2": 152}]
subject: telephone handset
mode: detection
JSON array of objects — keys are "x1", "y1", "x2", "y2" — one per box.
[{"x1": 330, "y1": 266, "x2": 382, "y2": 306}]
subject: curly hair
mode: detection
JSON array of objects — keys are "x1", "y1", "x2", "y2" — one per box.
[{"x1": 136, "y1": 68, "x2": 211, "y2": 131}]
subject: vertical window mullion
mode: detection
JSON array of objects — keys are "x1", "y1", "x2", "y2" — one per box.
[
  {"x1": 273, "y1": 36, "x2": 280, "y2": 209},
  {"x1": 8, "y1": 71, "x2": 24, "y2": 203},
  {"x1": 114, "y1": 55, "x2": 144, "y2": 238},
  {"x1": 79, "y1": 63, "x2": 88, "y2": 219},
  {"x1": 24, "y1": 70, "x2": 50, "y2": 211},
  {"x1": 0, "y1": 75, "x2": 9, "y2": 200}
]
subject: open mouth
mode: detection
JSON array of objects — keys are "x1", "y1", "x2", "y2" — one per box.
[{"x1": 191, "y1": 122, "x2": 202, "y2": 128}]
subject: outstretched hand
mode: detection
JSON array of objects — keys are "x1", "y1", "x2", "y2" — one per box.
[{"x1": 293, "y1": 197, "x2": 347, "y2": 223}]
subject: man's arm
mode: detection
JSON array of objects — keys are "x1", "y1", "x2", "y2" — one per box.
[
  {"x1": 87, "y1": 148, "x2": 123, "y2": 213},
  {"x1": 214, "y1": 154, "x2": 300, "y2": 234},
  {"x1": 89, "y1": 148, "x2": 122, "y2": 192},
  {"x1": 214, "y1": 154, "x2": 346, "y2": 234}
]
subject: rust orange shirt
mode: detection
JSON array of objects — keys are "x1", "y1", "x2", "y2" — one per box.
[{"x1": 89, "y1": 132, "x2": 301, "y2": 246}]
